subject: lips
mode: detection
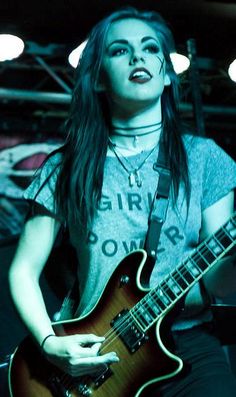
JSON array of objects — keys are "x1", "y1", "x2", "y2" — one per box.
[{"x1": 129, "y1": 68, "x2": 152, "y2": 83}]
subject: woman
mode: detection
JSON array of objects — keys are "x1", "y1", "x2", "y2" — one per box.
[{"x1": 9, "y1": 7, "x2": 236, "y2": 396}]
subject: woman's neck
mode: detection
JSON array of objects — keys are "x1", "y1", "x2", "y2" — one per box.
[
  {"x1": 109, "y1": 123, "x2": 162, "y2": 153},
  {"x1": 109, "y1": 100, "x2": 162, "y2": 152},
  {"x1": 110, "y1": 100, "x2": 162, "y2": 153}
]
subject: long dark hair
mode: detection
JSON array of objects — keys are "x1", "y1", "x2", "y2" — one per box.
[{"x1": 55, "y1": 7, "x2": 190, "y2": 228}]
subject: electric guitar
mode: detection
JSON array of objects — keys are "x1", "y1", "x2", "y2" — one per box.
[{"x1": 8, "y1": 212, "x2": 236, "y2": 397}]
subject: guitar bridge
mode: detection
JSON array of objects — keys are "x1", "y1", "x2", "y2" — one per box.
[
  {"x1": 48, "y1": 374, "x2": 73, "y2": 397},
  {"x1": 111, "y1": 309, "x2": 149, "y2": 353}
]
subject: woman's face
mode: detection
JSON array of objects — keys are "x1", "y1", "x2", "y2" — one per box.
[{"x1": 97, "y1": 18, "x2": 170, "y2": 112}]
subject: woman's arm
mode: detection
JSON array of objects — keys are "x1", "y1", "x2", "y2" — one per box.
[
  {"x1": 184, "y1": 190, "x2": 236, "y2": 312},
  {"x1": 8, "y1": 214, "x2": 61, "y2": 345},
  {"x1": 201, "y1": 190, "x2": 236, "y2": 298},
  {"x1": 8, "y1": 213, "x2": 119, "y2": 376}
]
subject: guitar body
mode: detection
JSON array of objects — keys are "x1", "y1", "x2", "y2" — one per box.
[{"x1": 9, "y1": 250, "x2": 183, "y2": 397}]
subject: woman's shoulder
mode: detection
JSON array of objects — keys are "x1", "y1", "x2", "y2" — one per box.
[
  {"x1": 182, "y1": 133, "x2": 220, "y2": 158},
  {"x1": 182, "y1": 133, "x2": 213, "y2": 148},
  {"x1": 43, "y1": 148, "x2": 63, "y2": 168},
  {"x1": 182, "y1": 133, "x2": 236, "y2": 178},
  {"x1": 35, "y1": 148, "x2": 63, "y2": 180}
]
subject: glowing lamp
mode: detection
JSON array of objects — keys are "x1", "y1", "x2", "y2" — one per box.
[
  {"x1": 228, "y1": 59, "x2": 236, "y2": 83},
  {"x1": 170, "y1": 52, "x2": 190, "y2": 74},
  {"x1": 0, "y1": 34, "x2": 24, "y2": 61},
  {"x1": 68, "y1": 40, "x2": 87, "y2": 68}
]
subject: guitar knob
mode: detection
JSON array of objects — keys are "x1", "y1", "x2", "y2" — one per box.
[
  {"x1": 77, "y1": 385, "x2": 92, "y2": 396},
  {"x1": 119, "y1": 275, "x2": 130, "y2": 287}
]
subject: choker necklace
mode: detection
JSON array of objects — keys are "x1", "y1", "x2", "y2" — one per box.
[
  {"x1": 109, "y1": 140, "x2": 158, "y2": 188},
  {"x1": 111, "y1": 121, "x2": 162, "y2": 131},
  {"x1": 111, "y1": 124, "x2": 162, "y2": 148}
]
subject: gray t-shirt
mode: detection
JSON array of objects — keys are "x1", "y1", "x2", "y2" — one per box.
[{"x1": 24, "y1": 135, "x2": 236, "y2": 328}]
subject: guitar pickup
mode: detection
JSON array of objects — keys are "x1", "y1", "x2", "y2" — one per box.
[
  {"x1": 111, "y1": 309, "x2": 149, "y2": 353},
  {"x1": 93, "y1": 365, "x2": 113, "y2": 388}
]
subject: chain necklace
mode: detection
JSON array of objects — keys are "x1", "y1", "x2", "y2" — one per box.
[{"x1": 109, "y1": 139, "x2": 158, "y2": 188}]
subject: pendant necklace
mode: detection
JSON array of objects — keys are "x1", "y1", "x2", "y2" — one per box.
[{"x1": 109, "y1": 139, "x2": 158, "y2": 188}]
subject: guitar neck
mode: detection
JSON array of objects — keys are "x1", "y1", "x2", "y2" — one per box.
[{"x1": 131, "y1": 212, "x2": 236, "y2": 332}]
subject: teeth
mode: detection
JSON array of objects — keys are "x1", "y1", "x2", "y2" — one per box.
[{"x1": 132, "y1": 70, "x2": 150, "y2": 78}]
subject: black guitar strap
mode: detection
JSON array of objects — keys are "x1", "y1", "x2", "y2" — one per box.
[{"x1": 142, "y1": 138, "x2": 172, "y2": 288}]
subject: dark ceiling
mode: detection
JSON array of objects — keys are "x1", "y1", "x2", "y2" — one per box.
[{"x1": 0, "y1": 0, "x2": 235, "y2": 155}]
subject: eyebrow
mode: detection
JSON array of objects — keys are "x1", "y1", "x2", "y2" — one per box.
[{"x1": 106, "y1": 36, "x2": 159, "y2": 50}]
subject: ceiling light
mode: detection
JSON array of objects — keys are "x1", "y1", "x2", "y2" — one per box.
[
  {"x1": 228, "y1": 59, "x2": 236, "y2": 83},
  {"x1": 0, "y1": 34, "x2": 24, "y2": 61},
  {"x1": 68, "y1": 40, "x2": 87, "y2": 68},
  {"x1": 170, "y1": 52, "x2": 190, "y2": 74}
]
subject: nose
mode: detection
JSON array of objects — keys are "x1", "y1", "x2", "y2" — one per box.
[{"x1": 129, "y1": 51, "x2": 145, "y2": 66}]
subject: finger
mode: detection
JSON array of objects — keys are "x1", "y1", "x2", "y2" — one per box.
[
  {"x1": 75, "y1": 334, "x2": 105, "y2": 345},
  {"x1": 74, "y1": 343, "x2": 102, "y2": 358},
  {"x1": 70, "y1": 363, "x2": 108, "y2": 377},
  {"x1": 64, "y1": 353, "x2": 120, "y2": 377},
  {"x1": 90, "y1": 342, "x2": 103, "y2": 355},
  {"x1": 73, "y1": 352, "x2": 119, "y2": 366}
]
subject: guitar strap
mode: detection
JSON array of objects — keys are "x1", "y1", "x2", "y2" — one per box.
[{"x1": 141, "y1": 138, "x2": 172, "y2": 288}]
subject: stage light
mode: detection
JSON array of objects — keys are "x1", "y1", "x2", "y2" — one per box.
[
  {"x1": 228, "y1": 59, "x2": 236, "y2": 83},
  {"x1": 170, "y1": 52, "x2": 190, "y2": 74},
  {"x1": 68, "y1": 43, "x2": 190, "y2": 75},
  {"x1": 68, "y1": 40, "x2": 87, "y2": 68},
  {"x1": 0, "y1": 34, "x2": 24, "y2": 61}
]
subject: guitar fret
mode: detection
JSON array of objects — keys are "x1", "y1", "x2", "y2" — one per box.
[
  {"x1": 178, "y1": 263, "x2": 195, "y2": 284},
  {"x1": 191, "y1": 251, "x2": 208, "y2": 271},
  {"x1": 185, "y1": 259, "x2": 201, "y2": 277},
  {"x1": 152, "y1": 289, "x2": 167, "y2": 310},
  {"x1": 225, "y1": 219, "x2": 236, "y2": 238},
  {"x1": 173, "y1": 269, "x2": 188, "y2": 289},
  {"x1": 201, "y1": 243, "x2": 217, "y2": 263},
  {"x1": 130, "y1": 309, "x2": 144, "y2": 328},
  {"x1": 159, "y1": 287, "x2": 171, "y2": 305},
  {"x1": 130, "y1": 213, "x2": 236, "y2": 334},
  {"x1": 132, "y1": 305, "x2": 149, "y2": 328},
  {"x1": 207, "y1": 236, "x2": 223, "y2": 255},
  {"x1": 147, "y1": 294, "x2": 161, "y2": 317},
  {"x1": 165, "y1": 275, "x2": 182, "y2": 296},
  {"x1": 216, "y1": 229, "x2": 234, "y2": 249},
  {"x1": 143, "y1": 296, "x2": 158, "y2": 320},
  {"x1": 161, "y1": 281, "x2": 177, "y2": 300}
]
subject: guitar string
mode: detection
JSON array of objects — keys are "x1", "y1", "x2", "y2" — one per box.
[
  {"x1": 54, "y1": 252, "x2": 233, "y2": 392},
  {"x1": 67, "y1": 226, "x2": 234, "y2": 366},
  {"x1": 97, "y1": 227, "x2": 233, "y2": 347},
  {"x1": 89, "y1": 229, "x2": 233, "y2": 357},
  {"x1": 132, "y1": 227, "x2": 234, "y2": 328},
  {"x1": 61, "y1": 226, "x2": 235, "y2": 391},
  {"x1": 60, "y1": 225, "x2": 234, "y2": 386},
  {"x1": 51, "y1": 226, "x2": 234, "y2": 390},
  {"x1": 47, "y1": 228, "x2": 235, "y2": 391}
]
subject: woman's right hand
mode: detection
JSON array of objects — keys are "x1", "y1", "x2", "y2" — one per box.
[{"x1": 41, "y1": 334, "x2": 119, "y2": 377}]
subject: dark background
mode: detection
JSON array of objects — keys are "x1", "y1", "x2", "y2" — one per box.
[
  {"x1": 0, "y1": 0, "x2": 236, "y2": 155},
  {"x1": 0, "y1": 0, "x2": 236, "y2": 395}
]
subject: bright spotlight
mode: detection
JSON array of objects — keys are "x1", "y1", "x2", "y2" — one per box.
[
  {"x1": 228, "y1": 59, "x2": 236, "y2": 83},
  {"x1": 170, "y1": 52, "x2": 190, "y2": 74},
  {"x1": 68, "y1": 40, "x2": 87, "y2": 68},
  {"x1": 0, "y1": 34, "x2": 25, "y2": 61}
]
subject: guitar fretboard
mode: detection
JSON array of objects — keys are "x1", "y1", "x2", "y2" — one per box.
[{"x1": 130, "y1": 213, "x2": 236, "y2": 331}]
